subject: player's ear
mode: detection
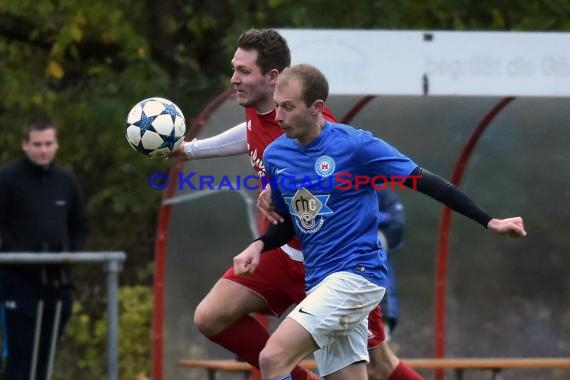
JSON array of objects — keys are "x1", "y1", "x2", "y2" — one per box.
[
  {"x1": 267, "y1": 69, "x2": 279, "y2": 85},
  {"x1": 312, "y1": 99, "x2": 325, "y2": 114}
]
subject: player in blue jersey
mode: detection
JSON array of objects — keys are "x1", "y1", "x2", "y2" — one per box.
[{"x1": 233, "y1": 64, "x2": 526, "y2": 380}]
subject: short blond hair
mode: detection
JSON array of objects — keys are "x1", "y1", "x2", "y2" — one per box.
[{"x1": 278, "y1": 64, "x2": 329, "y2": 107}]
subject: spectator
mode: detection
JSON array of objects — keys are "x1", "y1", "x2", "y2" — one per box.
[{"x1": 0, "y1": 120, "x2": 88, "y2": 380}]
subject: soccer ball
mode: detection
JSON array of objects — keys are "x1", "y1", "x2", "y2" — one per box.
[{"x1": 125, "y1": 97, "x2": 186, "y2": 158}]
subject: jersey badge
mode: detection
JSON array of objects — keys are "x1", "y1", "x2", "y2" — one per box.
[
  {"x1": 285, "y1": 188, "x2": 333, "y2": 232},
  {"x1": 315, "y1": 155, "x2": 335, "y2": 177}
]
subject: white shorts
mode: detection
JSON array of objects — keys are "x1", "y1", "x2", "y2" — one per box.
[{"x1": 288, "y1": 271, "x2": 385, "y2": 376}]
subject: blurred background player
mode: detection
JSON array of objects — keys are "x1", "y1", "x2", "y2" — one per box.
[
  {"x1": 0, "y1": 120, "x2": 88, "y2": 380},
  {"x1": 377, "y1": 188, "x2": 406, "y2": 341},
  {"x1": 171, "y1": 29, "x2": 423, "y2": 380}
]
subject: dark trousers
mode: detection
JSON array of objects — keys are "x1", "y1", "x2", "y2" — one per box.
[{"x1": 1, "y1": 273, "x2": 72, "y2": 380}]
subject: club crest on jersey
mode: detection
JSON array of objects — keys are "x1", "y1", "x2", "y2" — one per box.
[
  {"x1": 314, "y1": 155, "x2": 335, "y2": 177},
  {"x1": 285, "y1": 188, "x2": 333, "y2": 233}
]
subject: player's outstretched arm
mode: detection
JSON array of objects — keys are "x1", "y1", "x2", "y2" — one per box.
[
  {"x1": 168, "y1": 122, "x2": 248, "y2": 160},
  {"x1": 487, "y1": 217, "x2": 526, "y2": 237},
  {"x1": 405, "y1": 167, "x2": 526, "y2": 238}
]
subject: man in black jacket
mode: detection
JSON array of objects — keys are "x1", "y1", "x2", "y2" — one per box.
[{"x1": 0, "y1": 120, "x2": 88, "y2": 380}]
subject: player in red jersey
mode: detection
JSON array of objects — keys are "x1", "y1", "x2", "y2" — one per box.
[{"x1": 171, "y1": 28, "x2": 422, "y2": 380}]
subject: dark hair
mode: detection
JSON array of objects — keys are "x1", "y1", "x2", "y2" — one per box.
[
  {"x1": 237, "y1": 28, "x2": 291, "y2": 74},
  {"x1": 22, "y1": 120, "x2": 57, "y2": 141},
  {"x1": 279, "y1": 64, "x2": 329, "y2": 107}
]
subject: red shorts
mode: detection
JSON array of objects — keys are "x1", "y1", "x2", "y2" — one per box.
[
  {"x1": 223, "y1": 247, "x2": 306, "y2": 317},
  {"x1": 222, "y1": 247, "x2": 386, "y2": 348},
  {"x1": 367, "y1": 305, "x2": 386, "y2": 349}
]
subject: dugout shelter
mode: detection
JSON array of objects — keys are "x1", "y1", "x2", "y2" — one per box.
[{"x1": 152, "y1": 30, "x2": 570, "y2": 380}]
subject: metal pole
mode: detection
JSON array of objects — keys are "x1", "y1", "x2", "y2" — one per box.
[
  {"x1": 0, "y1": 252, "x2": 126, "y2": 264},
  {"x1": 104, "y1": 259, "x2": 122, "y2": 380},
  {"x1": 29, "y1": 301, "x2": 44, "y2": 380},
  {"x1": 46, "y1": 300, "x2": 62, "y2": 380},
  {"x1": 0, "y1": 252, "x2": 126, "y2": 380}
]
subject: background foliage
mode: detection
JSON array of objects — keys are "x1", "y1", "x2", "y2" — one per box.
[
  {"x1": 1, "y1": 0, "x2": 568, "y2": 378},
  {"x1": 55, "y1": 285, "x2": 153, "y2": 379}
]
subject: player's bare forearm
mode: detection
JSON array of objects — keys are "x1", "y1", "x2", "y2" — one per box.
[{"x1": 487, "y1": 217, "x2": 527, "y2": 237}]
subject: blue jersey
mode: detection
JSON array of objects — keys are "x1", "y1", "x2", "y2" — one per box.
[{"x1": 264, "y1": 121, "x2": 417, "y2": 290}]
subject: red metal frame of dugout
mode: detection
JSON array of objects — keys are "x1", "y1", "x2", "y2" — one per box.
[
  {"x1": 433, "y1": 96, "x2": 514, "y2": 380},
  {"x1": 152, "y1": 89, "x2": 235, "y2": 380},
  {"x1": 341, "y1": 95, "x2": 516, "y2": 380}
]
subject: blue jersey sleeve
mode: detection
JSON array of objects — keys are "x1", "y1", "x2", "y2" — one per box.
[{"x1": 356, "y1": 130, "x2": 417, "y2": 178}]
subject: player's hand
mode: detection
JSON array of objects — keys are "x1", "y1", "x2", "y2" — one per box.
[
  {"x1": 233, "y1": 241, "x2": 263, "y2": 276},
  {"x1": 257, "y1": 187, "x2": 284, "y2": 224},
  {"x1": 487, "y1": 217, "x2": 527, "y2": 237},
  {"x1": 167, "y1": 140, "x2": 191, "y2": 160}
]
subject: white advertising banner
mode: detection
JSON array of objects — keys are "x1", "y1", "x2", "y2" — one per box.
[{"x1": 280, "y1": 29, "x2": 570, "y2": 96}]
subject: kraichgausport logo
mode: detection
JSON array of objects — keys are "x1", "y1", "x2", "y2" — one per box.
[{"x1": 147, "y1": 171, "x2": 421, "y2": 191}]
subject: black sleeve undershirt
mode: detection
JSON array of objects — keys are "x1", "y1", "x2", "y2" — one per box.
[
  {"x1": 404, "y1": 166, "x2": 492, "y2": 228},
  {"x1": 255, "y1": 213, "x2": 295, "y2": 252}
]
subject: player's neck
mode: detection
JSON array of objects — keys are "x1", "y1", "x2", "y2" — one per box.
[
  {"x1": 254, "y1": 98, "x2": 275, "y2": 115},
  {"x1": 297, "y1": 120, "x2": 325, "y2": 146}
]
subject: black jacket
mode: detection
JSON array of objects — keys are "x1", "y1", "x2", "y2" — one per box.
[{"x1": 0, "y1": 156, "x2": 88, "y2": 286}]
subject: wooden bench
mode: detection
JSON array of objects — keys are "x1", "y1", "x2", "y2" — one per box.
[
  {"x1": 178, "y1": 357, "x2": 570, "y2": 380},
  {"x1": 177, "y1": 359, "x2": 316, "y2": 380}
]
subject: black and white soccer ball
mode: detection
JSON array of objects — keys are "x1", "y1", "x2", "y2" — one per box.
[{"x1": 125, "y1": 97, "x2": 186, "y2": 158}]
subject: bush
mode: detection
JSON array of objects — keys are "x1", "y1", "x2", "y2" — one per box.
[{"x1": 54, "y1": 285, "x2": 153, "y2": 380}]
